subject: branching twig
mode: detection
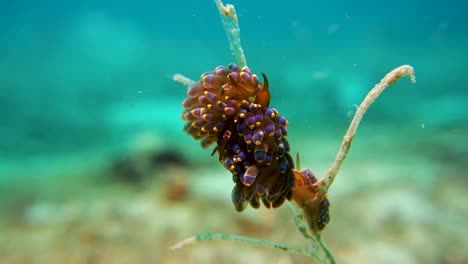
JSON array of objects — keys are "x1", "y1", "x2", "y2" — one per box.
[
  {"x1": 318, "y1": 65, "x2": 416, "y2": 194},
  {"x1": 169, "y1": 231, "x2": 326, "y2": 263},
  {"x1": 171, "y1": 1, "x2": 417, "y2": 263},
  {"x1": 317, "y1": 235, "x2": 336, "y2": 264},
  {"x1": 172, "y1": 73, "x2": 195, "y2": 87},
  {"x1": 214, "y1": 0, "x2": 247, "y2": 67},
  {"x1": 170, "y1": 65, "x2": 416, "y2": 263}
]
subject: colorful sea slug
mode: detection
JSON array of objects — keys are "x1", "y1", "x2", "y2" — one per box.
[{"x1": 181, "y1": 63, "x2": 330, "y2": 232}]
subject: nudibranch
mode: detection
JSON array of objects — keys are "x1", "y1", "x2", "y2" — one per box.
[
  {"x1": 291, "y1": 169, "x2": 330, "y2": 233},
  {"x1": 181, "y1": 64, "x2": 330, "y2": 232}
]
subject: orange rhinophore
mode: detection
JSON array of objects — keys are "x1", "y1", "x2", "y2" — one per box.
[{"x1": 255, "y1": 73, "x2": 271, "y2": 107}]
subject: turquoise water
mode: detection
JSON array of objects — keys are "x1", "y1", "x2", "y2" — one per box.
[{"x1": 1, "y1": 1, "x2": 466, "y2": 263}]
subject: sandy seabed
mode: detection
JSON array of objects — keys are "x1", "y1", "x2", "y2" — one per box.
[{"x1": 0, "y1": 124, "x2": 466, "y2": 264}]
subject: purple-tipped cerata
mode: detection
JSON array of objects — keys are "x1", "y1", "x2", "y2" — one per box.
[{"x1": 181, "y1": 64, "x2": 295, "y2": 211}]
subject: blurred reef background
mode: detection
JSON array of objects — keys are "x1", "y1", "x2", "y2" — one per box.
[{"x1": 0, "y1": 0, "x2": 467, "y2": 263}]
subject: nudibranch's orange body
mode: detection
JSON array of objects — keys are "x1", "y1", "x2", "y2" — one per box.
[{"x1": 291, "y1": 169, "x2": 330, "y2": 234}]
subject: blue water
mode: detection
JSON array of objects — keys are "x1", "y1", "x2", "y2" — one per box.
[
  {"x1": 1, "y1": 0, "x2": 466, "y2": 159},
  {"x1": 0, "y1": 1, "x2": 467, "y2": 262}
]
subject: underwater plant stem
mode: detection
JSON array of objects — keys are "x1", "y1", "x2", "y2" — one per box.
[
  {"x1": 319, "y1": 65, "x2": 416, "y2": 193},
  {"x1": 289, "y1": 203, "x2": 336, "y2": 263},
  {"x1": 317, "y1": 234, "x2": 336, "y2": 264},
  {"x1": 172, "y1": 73, "x2": 196, "y2": 86},
  {"x1": 169, "y1": 231, "x2": 327, "y2": 263},
  {"x1": 214, "y1": 0, "x2": 247, "y2": 67}
]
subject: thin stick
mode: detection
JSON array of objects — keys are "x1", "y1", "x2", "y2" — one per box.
[
  {"x1": 288, "y1": 202, "x2": 315, "y2": 241},
  {"x1": 317, "y1": 235, "x2": 336, "y2": 264},
  {"x1": 214, "y1": 0, "x2": 247, "y2": 67},
  {"x1": 318, "y1": 65, "x2": 416, "y2": 193},
  {"x1": 169, "y1": 231, "x2": 326, "y2": 262},
  {"x1": 172, "y1": 73, "x2": 196, "y2": 87},
  {"x1": 290, "y1": 203, "x2": 335, "y2": 263}
]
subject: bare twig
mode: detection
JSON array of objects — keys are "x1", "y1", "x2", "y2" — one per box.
[
  {"x1": 169, "y1": 231, "x2": 326, "y2": 263},
  {"x1": 317, "y1": 234, "x2": 336, "y2": 264},
  {"x1": 172, "y1": 1, "x2": 417, "y2": 263},
  {"x1": 172, "y1": 73, "x2": 195, "y2": 87},
  {"x1": 318, "y1": 65, "x2": 416, "y2": 193},
  {"x1": 172, "y1": 0, "x2": 247, "y2": 87},
  {"x1": 214, "y1": 0, "x2": 247, "y2": 67}
]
